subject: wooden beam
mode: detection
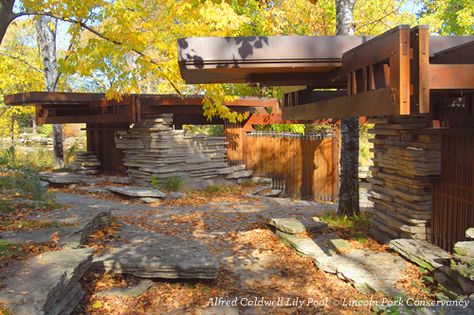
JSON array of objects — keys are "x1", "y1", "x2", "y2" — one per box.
[
  {"x1": 429, "y1": 65, "x2": 474, "y2": 89},
  {"x1": 5, "y1": 92, "x2": 105, "y2": 105},
  {"x1": 282, "y1": 88, "x2": 398, "y2": 120},
  {"x1": 340, "y1": 25, "x2": 410, "y2": 75},
  {"x1": 340, "y1": 25, "x2": 411, "y2": 115},
  {"x1": 5, "y1": 92, "x2": 277, "y2": 109},
  {"x1": 432, "y1": 40, "x2": 474, "y2": 64},
  {"x1": 41, "y1": 114, "x2": 132, "y2": 124},
  {"x1": 411, "y1": 26, "x2": 430, "y2": 114}
]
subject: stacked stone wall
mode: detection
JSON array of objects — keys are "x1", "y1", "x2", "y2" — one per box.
[
  {"x1": 115, "y1": 114, "x2": 249, "y2": 186},
  {"x1": 368, "y1": 116, "x2": 442, "y2": 242}
]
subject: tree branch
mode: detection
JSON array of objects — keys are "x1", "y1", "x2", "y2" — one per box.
[
  {"x1": 0, "y1": 51, "x2": 43, "y2": 73},
  {"x1": 14, "y1": 10, "x2": 182, "y2": 96}
]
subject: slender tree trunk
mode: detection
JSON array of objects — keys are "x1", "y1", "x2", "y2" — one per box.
[
  {"x1": 0, "y1": 0, "x2": 15, "y2": 44},
  {"x1": 36, "y1": 15, "x2": 64, "y2": 167},
  {"x1": 31, "y1": 116, "x2": 37, "y2": 134},
  {"x1": 336, "y1": 0, "x2": 360, "y2": 216}
]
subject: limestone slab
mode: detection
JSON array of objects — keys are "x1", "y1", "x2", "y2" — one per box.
[
  {"x1": 105, "y1": 185, "x2": 166, "y2": 198},
  {"x1": 92, "y1": 225, "x2": 219, "y2": 279},
  {"x1": 0, "y1": 248, "x2": 93, "y2": 315},
  {"x1": 389, "y1": 239, "x2": 452, "y2": 271},
  {"x1": 268, "y1": 217, "x2": 328, "y2": 234}
]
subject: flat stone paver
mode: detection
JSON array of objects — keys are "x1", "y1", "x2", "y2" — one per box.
[
  {"x1": 105, "y1": 186, "x2": 166, "y2": 198},
  {"x1": 267, "y1": 217, "x2": 328, "y2": 234},
  {"x1": 92, "y1": 225, "x2": 219, "y2": 279},
  {"x1": 276, "y1": 230, "x2": 407, "y2": 295},
  {"x1": 389, "y1": 239, "x2": 452, "y2": 271},
  {"x1": 0, "y1": 248, "x2": 93, "y2": 315},
  {"x1": 0, "y1": 203, "x2": 111, "y2": 248}
]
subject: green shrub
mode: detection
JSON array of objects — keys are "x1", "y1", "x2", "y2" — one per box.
[
  {"x1": 320, "y1": 211, "x2": 372, "y2": 242},
  {"x1": 0, "y1": 146, "x2": 54, "y2": 171},
  {"x1": 157, "y1": 176, "x2": 186, "y2": 191},
  {"x1": 205, "y1": 184, "x2": 221, "y2": 193},
  {"x1": 0, "y1": 146, "x2": 16, "y2": 168},
  {"x1": 150, "y1": 175, "x2": 159, "y2": 189}
]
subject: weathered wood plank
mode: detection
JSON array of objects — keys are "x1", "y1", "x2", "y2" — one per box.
[{"x1": 282, "y1": 88, "x2": 398, "y2": 120}]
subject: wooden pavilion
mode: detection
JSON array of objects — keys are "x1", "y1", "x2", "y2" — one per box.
[
  {"x1": 4, "y1": 92, "x2": 280, "y2": 175},
  {"x1": 178, "y1": 25, "x2": 474, "y2": 251}
]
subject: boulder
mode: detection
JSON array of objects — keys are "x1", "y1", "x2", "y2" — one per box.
[
  {"x1": 105, "y1": 186, "x2": 166, "y2": 198},
  {"x1": 0, "y1": 248, "x2": 93, "y2": 315},
  {"x1": 92, "y1": 225, "x2": 219, "y2": 279}
]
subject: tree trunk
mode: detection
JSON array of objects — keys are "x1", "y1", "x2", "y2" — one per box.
[
  {"x1": 36, "y1": 15, "x2": 64, "y2": 167},
  {"x1": 0, "y1": 0, "x2": 15, "y2": 44},
  {"x1": 336, "y1": 0, "x2": 360, "y2": 216}
]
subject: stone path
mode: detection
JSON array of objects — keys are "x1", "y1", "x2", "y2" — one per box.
[
  {"x1": 1, "y1": 177, "x2": 445, "y2": 314},
  {"x1": 274, "y1": 225, "x2": 408, "y2": 296}
]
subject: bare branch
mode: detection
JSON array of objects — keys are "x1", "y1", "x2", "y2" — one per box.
[{"x1": 0, "y1": 51, "x2": 43, "y2": 73}]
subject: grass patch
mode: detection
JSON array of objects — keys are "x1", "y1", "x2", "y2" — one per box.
[
  {"x1": 162, "y1": 176, "x2": 186, "y2": 192},
  {"x1": 0, "y1": 148, "x2": 51, "y2": 201},
  {"x1": 320, "y1": 211, "x2": 372, "y2": 243},
  {"x1": 204, "y1": 184, "x2": 235, "y2": 195},
  {"x1": 204, "y1": 184, "x2": 221, "y2": 193},
  {"x1": 150, "y1": 176, "x2": 186, "y2": 192}
]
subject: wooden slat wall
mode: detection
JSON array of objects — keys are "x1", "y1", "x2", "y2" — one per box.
[
  {"x1": 224, "y1": 123, "x2": 245, "y2": 166},
  {"x1": 86, "y1": 123, "x2": 129, "y2": 175},
  {"x1": 226, "y1": 126, "x2": 339, "y2": 201},
  {"x1": 432, "y1": 134, "x2": 474, "y2": 251}
]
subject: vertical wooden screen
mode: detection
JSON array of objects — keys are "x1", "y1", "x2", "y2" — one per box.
[
  {"x1": 432, "y1": 134, "x2": 474, "y2": 251},
  {"x1": 234, "y1": 132, "x2": 339, "y2": 201}
]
